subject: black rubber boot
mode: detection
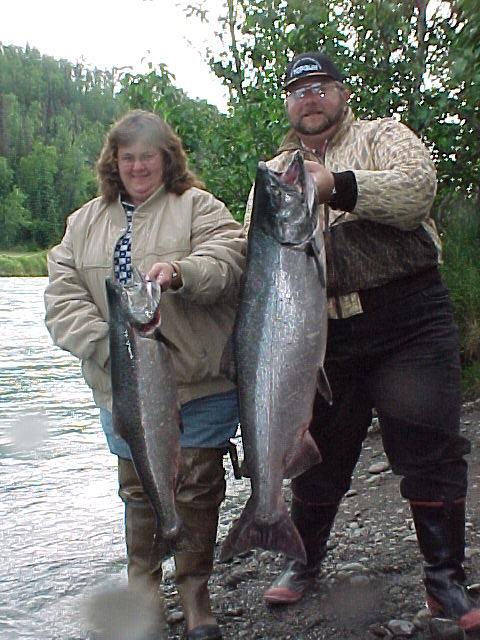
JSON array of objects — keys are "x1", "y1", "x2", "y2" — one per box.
[
  {"x1": 410, "y1": 499, "x2": 480, "y2": 632},
  {"x1": 263, "y1": 498, "x2": 340, "y2": 604}
]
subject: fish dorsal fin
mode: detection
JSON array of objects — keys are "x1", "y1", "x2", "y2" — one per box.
[
  {"x1": 219, "y1": 335, "x2": 237, "y2": 383},
  {"x1": 317, "y1": 367, "x2": 333, "y2": 405}
]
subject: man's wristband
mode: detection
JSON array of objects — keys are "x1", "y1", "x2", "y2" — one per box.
[{"x1": 327, "y1": 171, "x2": 358, "y2": 212}]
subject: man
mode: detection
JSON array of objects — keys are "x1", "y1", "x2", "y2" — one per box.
[{"x1": 246, "y1": 51, "x2": 480, "y2": 633}]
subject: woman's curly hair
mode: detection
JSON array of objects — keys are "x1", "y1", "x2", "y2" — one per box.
[{"x1": 96, "y1": 109, "x2": 204, "y2": 203}]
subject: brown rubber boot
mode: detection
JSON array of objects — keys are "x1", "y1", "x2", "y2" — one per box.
[
  {"x1": 117, "y1": 457, "x2": 166, "y2": 629},
  {"x1": 174, "y1": 448, "x2": 225, "y2": 640},
  {"x1": 264, "y1": 498, "x2": 340, "y2": 605}
]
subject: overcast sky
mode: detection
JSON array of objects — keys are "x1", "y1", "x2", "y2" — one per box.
[{"x1": 1, "y1": 0, "x2": 229, "y2": 110}]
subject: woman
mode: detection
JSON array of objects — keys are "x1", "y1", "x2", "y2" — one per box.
[{"x1": 44, "y1": 110, "x2": 246, "y2": 640}]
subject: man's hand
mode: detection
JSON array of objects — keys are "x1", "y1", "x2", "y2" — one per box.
[
  {"x1": 304, "y1": 160, "x2": 335, "y2": 204},
  {"x1": 147, "y1": 262, "x2": 181, "y2": 291}
]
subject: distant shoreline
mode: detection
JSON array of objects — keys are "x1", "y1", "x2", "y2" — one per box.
[{"x1": 0, "y1": 251, "x2": 48, "y2": 277}]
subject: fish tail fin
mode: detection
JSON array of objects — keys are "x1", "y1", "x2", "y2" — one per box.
[
  {"x1": 149, "y1": 534, "x2": 175, "y2": 572},
  {"x1": 149, "y1": 519, "x2": 202, "y2": 571},
  {"x1": 219, "y1": 498, "x2": 306, "y2": 564}
]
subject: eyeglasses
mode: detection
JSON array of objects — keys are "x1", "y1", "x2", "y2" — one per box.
[
  {"x1": 117, "y1": 152, "x2": 161, "y2": 167},
  {"x1": 287, "y1": 82, "x2": 337, "y2": 102}
]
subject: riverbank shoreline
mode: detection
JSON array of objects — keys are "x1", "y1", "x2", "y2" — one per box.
[
  {"x1": 0, "y1": 251, "x2": 48, "y2": 276},
  {"x1": 172, "y1": 398, "x2": 480, "y2": 640}
]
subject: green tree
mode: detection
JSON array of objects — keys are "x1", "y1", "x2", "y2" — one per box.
[
  {"x1": 182, "y1": 0, "x2": 479, "y2": 208},
  {"x1": 17, "y1": 142, "x2": 59, "y2": 246},
  {"x1": 0, "y1": 186, "x2": 31, "y2": 248},
  {"x1": 444, "y1": 0, "x2": 480, "y2": 203},
  {"x1": 52, "y1": 112, "x2": 99, "y2": 216},
  {"x1": 0, "y1": 156, "x2": 14, "y2": 198}
]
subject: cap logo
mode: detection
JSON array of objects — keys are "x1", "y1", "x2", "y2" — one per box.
[{"x1": 291, "y1": 58, "x2": 322, "y2": 78}]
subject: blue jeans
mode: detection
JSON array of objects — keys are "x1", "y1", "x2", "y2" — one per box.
[
  {"x1": 293, "y1": 279, "x2": 470, "y2": 505},
  {"x1": 99, "y1": 389, "x2": 239, "y2": 460}
]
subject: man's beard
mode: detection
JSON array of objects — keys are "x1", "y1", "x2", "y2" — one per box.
[{"x1": 289, "y1": 103, "x2": 345, "y2": 136}]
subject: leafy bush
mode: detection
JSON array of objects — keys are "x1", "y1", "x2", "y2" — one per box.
[{"x1": 438, "y1": 197, "x2": 480, "y2": 395}]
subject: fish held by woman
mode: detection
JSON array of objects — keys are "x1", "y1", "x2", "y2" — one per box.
[{"x1": 106, "y1": 267, "x2": 191, "y2": 570}]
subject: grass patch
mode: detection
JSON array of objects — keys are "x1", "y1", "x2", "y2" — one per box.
[
  {"x1": 438, "y1": 197, "x2": 480, "y2": 395},
  {"x1": 461, "y1": 362, "x2": 480, "y2": 401},
  {"x1": 0, "y1": 250, "x2": 48, "y2": 276}
]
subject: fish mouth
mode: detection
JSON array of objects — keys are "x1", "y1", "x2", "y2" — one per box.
[
  {"x1": 254, "y1": 151, "x2": 318, "y2": 246},
  {"x1": 122, "y1": 267, "x2": 162, "y2": 328}
]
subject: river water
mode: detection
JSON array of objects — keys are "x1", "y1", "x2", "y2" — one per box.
[{"x1": 0, "y1": 277, "x2": 249, "y2": 640}]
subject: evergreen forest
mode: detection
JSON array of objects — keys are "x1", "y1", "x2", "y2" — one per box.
[{"x1": 1, "y1": 0, "x2": 479, "y2": 390}]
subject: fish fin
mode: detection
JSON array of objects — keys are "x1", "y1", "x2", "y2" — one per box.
[
  {"x1": 219, "y1": 335, "x2": 237, "y2": 383},
  {"x1": 154, "y1": 328, "x2": 180, "y2": 353},
  {"x1": 150, "y1": 533, "x2": 175, "y2": 570},
  {"x1": 240, "y1": 459, "x2": 250, "y2": 478},
  {"x1": 227, "y1": 441, "x2": 242, "y2": 479},
  {"x1": 149, "y1": 520, "x2": 201, "y2": 570},
  {"x1": 283, "y1": 427, "x2": 322, "y2": 479},
  {"x1": 307, "y1": 238, "x2": 326, "y2": 288},
  {"x1": 219, "y1": 498, "x2": 306, "y2": 564},
  {"x1": 111, "y1": 408, "x2": 128, "y2": 440},
  {"x1": 317, "y1": 367, "x2": 333, "y2": 405}
]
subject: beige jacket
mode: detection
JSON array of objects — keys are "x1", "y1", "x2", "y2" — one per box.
[
  {"x1": 44, "y1": 185, "x2": 246, "y2": 410},
  {"x1": 245, "y1": 108, "x2": 439, "y2": 317}
]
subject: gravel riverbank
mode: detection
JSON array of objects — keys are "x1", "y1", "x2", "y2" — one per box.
[{"x1": 161, "y1": 398, "x2": 480, "y2": 640}]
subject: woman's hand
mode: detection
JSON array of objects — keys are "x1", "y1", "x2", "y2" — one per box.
[
  {"x1": 304, "y1": 160, "x2": 335, "y2": 204},
  {"x1": 147, "y1": 262, "x2": 182, "y2": 291}
]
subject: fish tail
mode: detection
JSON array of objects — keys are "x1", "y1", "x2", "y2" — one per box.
[
  {"x1": 149, "y1": 532, "x2": 177, "y2": 571},
  {"x1": 219, "y1": 498, "x2": 306, "y2": 564},
  {"x1": 149, "y1": 520, "x2": 202, "y2": 571}
]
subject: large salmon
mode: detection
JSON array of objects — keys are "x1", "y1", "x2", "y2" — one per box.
[
  {"x1": 106, "y1": 268, "x2": 188, "y2": 571},
  {"x1": 220, "y1": 151, "x2": 331, "y2": 564}
]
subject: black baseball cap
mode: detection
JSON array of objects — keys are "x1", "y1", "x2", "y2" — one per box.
[{"x1": 285, "y1": 52, "x2": 343, "y2": 88}]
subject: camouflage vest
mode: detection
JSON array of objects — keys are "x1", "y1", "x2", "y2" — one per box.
[{"x1": 323, "y1": 209, "x2": 439, "y2": 297}]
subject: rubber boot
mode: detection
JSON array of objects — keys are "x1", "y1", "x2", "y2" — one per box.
[
  {"x1": 264, "y1": 497, "x2": 340, "y2": 604},
  {"x1": 410, "y1": 499, "x2": 480, "y2": 632},
  {"x1": 118, "y1": 457, "x2": 166, "y2": 632},
  {"x1": 174, "y1": 448, "x2": 225, "y2": 640}
]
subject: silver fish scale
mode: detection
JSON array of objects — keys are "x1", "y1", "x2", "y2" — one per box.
[
  {"x1": 106, "y1": 276, "x2": 186, "y2": 568},
  {"x1": 236, "y1": 226, "x2": 327, "y2": 519},
  {"x1": 220, "y1": 152, "x2": 329, "y2": 564}
]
